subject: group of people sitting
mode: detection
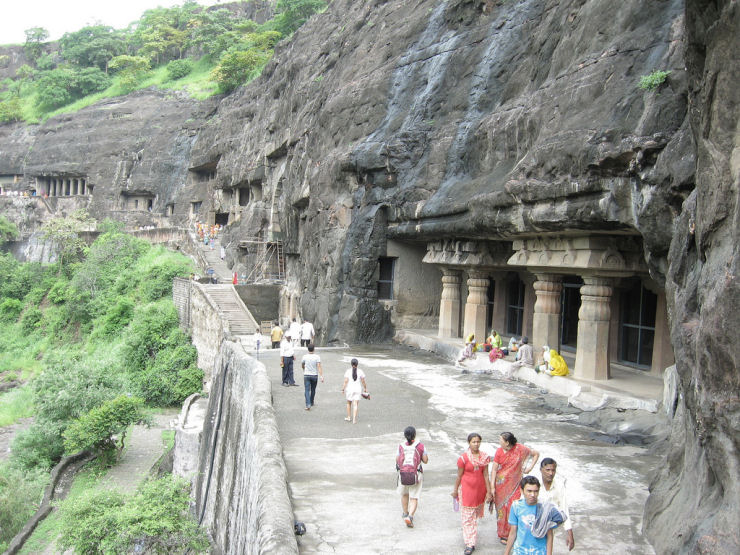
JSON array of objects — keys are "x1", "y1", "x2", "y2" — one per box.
[{"x1": 457, "y1": 329, "x2": 569, "y2": 377}]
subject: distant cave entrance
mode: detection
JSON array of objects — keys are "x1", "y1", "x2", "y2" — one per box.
[{"x1": 214, "y1": 212, "x2": 229, "y2": 226}]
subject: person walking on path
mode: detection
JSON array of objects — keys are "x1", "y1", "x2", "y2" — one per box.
[
  {"x1": 491, "y1": 432, "x2": 540, "y2": 544},
  {"x1": 503, "y1": 476, "x2": 558, "y2": 555},
  {"x1": 537, "y1": 458, "x2": 575, "y2": 551},
  {"x1": 396, "y1": 426, "x2": 429, "y2": 528},
  {"x1": 280, "y1": 333, "x2": 297, "y2": 386},
  {"x1": 300, "y1": 319, "x2": 315, "y2": 347},
  {"x1": 270, "y1": 322, "x2": 283, "y2": 349},
  {"x1": 289, "y1": 318, "x2": 301, "y2": 347},
  {"x1": 341, "y1": 358, "x2": 368, "y2": 424},
  {"x1": 301, "y1": 344, "x2": 324, "y2": 410},
  {"x1": 452, "y1": 432, "x2": 493, "y2": 555}
]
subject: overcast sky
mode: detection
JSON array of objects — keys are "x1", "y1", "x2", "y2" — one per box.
[{"x1": 1, "y1": 0, "x2": 223, "y2": 46}]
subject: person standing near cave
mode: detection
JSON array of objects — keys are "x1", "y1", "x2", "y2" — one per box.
[
  {"x1": 301, "y1": 343, "x2": 323, "y2": 410},
  {"x1": 280, "y1": 332, "x2": 296, "y2": 386},
  {"x1": 300, "y1": 319, "x2": 315, "y2": 347},
  {"x1": 270, "y1": 321, "x2": 283, "y2": 349}
]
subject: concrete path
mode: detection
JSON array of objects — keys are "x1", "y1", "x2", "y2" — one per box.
[
  {"x1": 98, "y1": 410, "x2": 179, "y2": 492},
  {"x1": 263, "y1": 344, "x2": 658, "y2": 555}
]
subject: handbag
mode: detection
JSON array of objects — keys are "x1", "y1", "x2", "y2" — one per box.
[{"x1": 361, "y1": 392, "x2": 371, "y2": 400}]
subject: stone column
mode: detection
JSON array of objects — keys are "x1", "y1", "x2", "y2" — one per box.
[
  {"x1": 522, "y1": 274, "x2": 536, "y2": 339},
  {"x1": 575, "y1": 277, "x2": 612, "y2": 380},
  {"x1": 463, "y1": 271, "x2": 488, "y2": 343},
  {"x1": 490, "y1": 272, "x2": 507, "y2": 334},
  {"x1": 532, "y1": 274, "x2": 562, "y2": 351},
  {"x1": 650, "y1": 290, "x2": 674, "y2": 375},
  {"x1": 438, "y1": 269, "x2": 461, "y2": 338}
]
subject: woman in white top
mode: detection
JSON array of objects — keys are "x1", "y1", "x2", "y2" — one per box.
[{"x1": 341, "y1": 358, "x2": 368, "y2": 424}]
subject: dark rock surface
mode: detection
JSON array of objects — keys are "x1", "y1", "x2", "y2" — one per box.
[
  {"x1": 643, "y1": 1, "x2": 740, "y2": 553},
  {"x1": 191, "y1": 0, "x2": 690, "y2": 344}
]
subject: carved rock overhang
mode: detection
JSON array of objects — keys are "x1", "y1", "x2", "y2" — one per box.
[{"x1": 420, "y1": 233, "x2": 648, "y2": 278}]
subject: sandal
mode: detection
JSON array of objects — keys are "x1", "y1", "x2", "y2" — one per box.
[
  {"x1": 464, "y1": 547, "x2": 474, "y2": 555},
  {"x1": 499, "y1": 538, "x2": 508, "y2": 545}
]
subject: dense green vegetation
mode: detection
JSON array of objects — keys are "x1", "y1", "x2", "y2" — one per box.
[
  {"x1": 58, "y1": 475, "x2": 209, "y2": 553},
  {"x1": 0, "y1": 0, "x2": 327, "y2": 123},
  {"x1": 0, "y1": 215, "x2": 202, "y2": 551}
]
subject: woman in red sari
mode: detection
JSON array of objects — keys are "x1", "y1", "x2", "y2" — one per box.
[
  {"x1": 490, "y1": 431, "x2": 539, "y2": 544},
  {"x1": 452, "y1": 433, "x2": 492, "y2": 555}
]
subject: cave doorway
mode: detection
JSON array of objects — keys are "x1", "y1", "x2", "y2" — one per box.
[
  {"x1": 559, "y1": 276, "x2": 582, "y2": 352},
  {"x1": 215, "y1": 212, "x2": 229, "y2": 226},
  {"x1": 618, "y1": 280, "x2": 656, "y2": 369},
  {"x1": 505, "y1": 273, "x2": 525, "y2": 337}
]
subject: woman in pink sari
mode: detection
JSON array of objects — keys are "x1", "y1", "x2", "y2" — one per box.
[
  {"x1": 490, "y1": 431, "x2": 539, "y2": 544},
  {"x1": 452, "y1": 433, "x2": 493, "y2": 555}
]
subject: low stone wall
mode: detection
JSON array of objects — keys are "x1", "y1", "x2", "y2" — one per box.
[
  {"x1": 188, "y1": 282, "x2": 230, "y2": 382},
  {"x1": 191, "y1": 341, "x2": 298, "y2": 555}
]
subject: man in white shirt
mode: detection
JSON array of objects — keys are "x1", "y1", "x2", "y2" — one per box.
[
  {"x1": 280, "y1": 333, "x2": 297, "y2": 386},
  {"x1": 301, "y1": 344, "x2": 323, "y2": 410},
  {"x1": 288, "y1": 318, "x2": 301, "y2": 347},
  {"x1": 300, "y1": 320, "x2": 315, "y2": 347},
  {"x1": 537, "y1": 458, "x2": 575, "y2": 551}
]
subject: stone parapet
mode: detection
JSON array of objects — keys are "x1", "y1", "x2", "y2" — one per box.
[{"x1": 190, "y1": 341, "x2": 298, "y2": 555}]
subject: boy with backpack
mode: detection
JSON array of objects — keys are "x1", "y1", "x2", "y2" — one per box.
[{"x1": 396, "y1": 426, "x2": 429, "y2": 528}]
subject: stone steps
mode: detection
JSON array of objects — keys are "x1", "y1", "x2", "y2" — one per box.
[{"x1": 202, "y1": 285, "x2": 258, "y2": 334}]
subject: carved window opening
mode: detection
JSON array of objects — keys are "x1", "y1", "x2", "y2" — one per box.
[
  {"x1": 251, "y1": 182, "x2": 263, "y2": 202},
  {"x1": 559, "y1": 276, "x2": 583, "y2": 352},
  {"x1": 190, "y1": 201, "x2": 202, "y2": 216},
  {"x1": 377, "y1": 257, "x2": 395, "y2": 300},
  {"x1": 506, "y1": 273, "x2": 525, "y2": 336},
  {"x1": 619, "y1": 281, "x2": 656, "y2": 368},
  {"x1": 166, "y1": 204, "x2": 174, "y2": 216},
  {"x1": 238, "y1": 187, "x2": 249, "y2": 206}
]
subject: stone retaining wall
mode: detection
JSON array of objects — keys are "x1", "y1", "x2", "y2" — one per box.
[{"x1": 191, "y1": 341, "x2": 298, "y2": 555}]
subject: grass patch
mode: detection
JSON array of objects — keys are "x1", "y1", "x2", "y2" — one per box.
[
  {"x1": 0, "y1": 386, "x2": 34, "y2": 427},
  {"x1": 161, "y1": 429, "x2": 175, "y2": 450}
]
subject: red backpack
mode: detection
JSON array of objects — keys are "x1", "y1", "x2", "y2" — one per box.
[{"x1": 397, "y1": 441, "x2": 424, "y2": 486}]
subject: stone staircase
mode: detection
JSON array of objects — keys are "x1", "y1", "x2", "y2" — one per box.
[
  {"x1": 202, "y1": 284, "x2": 259, "y2": 336},
  {"x1": 194, "y1": 234, "x2": 232, "y2": 283}
]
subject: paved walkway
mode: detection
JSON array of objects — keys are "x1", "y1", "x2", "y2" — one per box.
[{"x1": 262, "y1": 344, "x2": 658, "y2": 554}]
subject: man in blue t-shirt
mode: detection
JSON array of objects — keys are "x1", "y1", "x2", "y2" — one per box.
[{"x1": 504, "y1": 475, "x2": 553, "y2": 555}]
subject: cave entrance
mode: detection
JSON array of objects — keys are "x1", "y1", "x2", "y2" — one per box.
[
  {"x1": 215, "y1": 212, "x2": 229, "y2": 226},
  {"x1": 559, "y1": 275, "x2": 583, "y2": 352},
  {"x1": 618, "y1": 280, "x2": 656, "y2": 368}
]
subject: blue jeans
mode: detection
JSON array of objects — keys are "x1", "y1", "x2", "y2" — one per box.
[
  {"x1": 304, "y1": 375, "x2": 318, "y2": 407},
  {"x1": 282, "y1": 356, "x2": 294, "y2": 385}
]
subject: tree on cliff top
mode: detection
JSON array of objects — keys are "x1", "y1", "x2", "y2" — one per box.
[
  {"x1": 59, "y1": 25, "x2": 126, "y2": 72},
  {"x1": 274, "y1": 0, "x2": 327, "y2": 36},
  {"x1": 23, "y1": 27, "x2": 48, "y2": 63}
]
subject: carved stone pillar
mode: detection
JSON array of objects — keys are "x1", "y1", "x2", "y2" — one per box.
[
  {"x1": 438, "y1": 269, "x2": 461, "y2": 338},
  {"x1": 463, "y1": 271, "x2": 489, "y2": 343},
  {"x1": 575, "y1": 277, "x2": 612, "y2": 380},
  {"x1": 532, "y1": 274, "x2": 562, "y2": 351}
]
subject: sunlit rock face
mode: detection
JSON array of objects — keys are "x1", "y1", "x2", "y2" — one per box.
[{"x1": 644, "y1": 1, "x2": 740, "y2": 554}]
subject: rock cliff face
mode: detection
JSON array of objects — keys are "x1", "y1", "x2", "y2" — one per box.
[
  {"x1": 0, "y1": 0, "x2": 737, "y2": 552},
  {"x1": 644, "y1": 1, "x2": 739, "y2": 553},
  {"x1": 192, "y1": 0, "x2": 690, "y2": 344}
]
